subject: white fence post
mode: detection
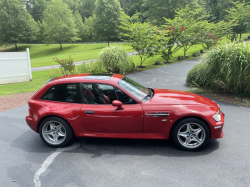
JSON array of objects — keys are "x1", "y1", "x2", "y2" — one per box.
[{"x1": 26, "y1": 48, "x2": 32, "y2": 80}]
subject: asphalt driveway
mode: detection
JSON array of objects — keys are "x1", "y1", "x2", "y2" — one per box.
[{"x1": 1, "y1": 58, "x2": 250, "y2": 187}]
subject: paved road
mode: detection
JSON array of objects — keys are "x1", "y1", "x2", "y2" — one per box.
[
  {"x1": 31, "y1": 51, "x2": 138, "y2": 72},
  {"x1": 1, "y1": 58, "x2": 250, "y2": 187}
]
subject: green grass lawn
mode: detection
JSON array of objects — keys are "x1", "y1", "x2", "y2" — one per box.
[
  {"x1": 219, "y1": 32, "x2": 250, "y2": 44},
  {"x1": 0, "y1": 43, "x2": 132, "y2": 67},
  {"x1": 0, "y1": 44, "x2": 203, "y2": 97},
  {"x1": 0, "y1": 69, "x2": 51, "y2": 97}
]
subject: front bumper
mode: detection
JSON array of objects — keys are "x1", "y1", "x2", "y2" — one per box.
[{"x1": 210, "y1": 110, "x2": 225, "y2": 139}]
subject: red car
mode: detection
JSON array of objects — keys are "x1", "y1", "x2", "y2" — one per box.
[{"x1": 26, "y1": 73, "x2": 224, "y2": 151}]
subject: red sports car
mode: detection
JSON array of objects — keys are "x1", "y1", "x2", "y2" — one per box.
[{"x1": 26, "y1": 73, "x2": 224, "y2": 151}]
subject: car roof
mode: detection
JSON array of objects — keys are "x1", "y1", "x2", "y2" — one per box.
[{"x1": 48, "y1": 73, "x2": 124, "y2": 84}]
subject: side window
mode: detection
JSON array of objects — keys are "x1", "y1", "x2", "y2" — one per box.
[
  {"x1": 115, "y1": 88, "x2": 137, "y2": 104},
  {"x1": 81, "y1": 83, "x2": 116, "y2": 104},
  {"x1": 41, "y1": 84, "x2": 81, "y2": 103}
]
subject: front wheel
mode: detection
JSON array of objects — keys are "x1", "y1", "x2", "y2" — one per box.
[
  {"x1": 39, "y1": 117, "x2": 73, "y2": 148},
  {"x1": 172, "y1": 118, "x2": 210, "y2": 151}
]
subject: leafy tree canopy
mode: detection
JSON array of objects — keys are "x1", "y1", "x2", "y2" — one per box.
[
  {"x1": 42, "y1": 0, "x2": 79, "y2": 50},
  {"x1": 120, "y1": 13, "x2": 158, "y2": 66},
  {"x1": 0, "y1": 0, "x2": 38, "y2": 49},
  {"x1": 31, "y1": 0, "x2": 47, "y2": 22},
  {"x1": 93, "y1": 0, "x2": 121, "y2": 46},
  {"x1": 142, "y1": 0, "x2": 198, "y2": 26},
  {"x1": 225, "y1": 0, "x2": 250, "y2": 39},
  {"x1": 78, "y1": 0, "x2": 96, "y2": 20}
]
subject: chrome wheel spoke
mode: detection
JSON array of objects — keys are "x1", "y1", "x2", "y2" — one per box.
[
  {"x1": 193, "y1": 136, "x2": 202, "y2": 143},
  {"x1": 53, "y1": 134, "x2": 59, "y2": 142},
  {"x1": 58, "y1": 132, "x2": 66, "y2": 137},
  {"x1": 49, "y1": 123, "x2": 55, "y2": 130},
  {"x1": 44, "y1": 130, "x2": 53, "y2": 136},
  {"x1": 184, "y1": 137, "x2": 191, "y2": 145},
  {"x1": 193, "y1": 128, "x2": 202, "y2": 136},
  {"x1": 178, "y1": 132, "x2": 188, "y2": 138},
  {"x1": 186, "y1": 123, "x2": 193, "y2": 133},
  {"x1": 57, "y1": 124, "x2": 63, "y2": 131}
]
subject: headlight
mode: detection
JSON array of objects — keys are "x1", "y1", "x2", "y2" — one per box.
[{"x1": 213, "y1": 110, "x2": 221, "y2": 122}]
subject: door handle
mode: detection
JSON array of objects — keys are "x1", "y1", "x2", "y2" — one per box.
[{"x1": 84, "y1": 111, "x2": 95, "y2": 114}]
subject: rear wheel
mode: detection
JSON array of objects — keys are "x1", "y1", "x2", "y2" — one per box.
[
  {"x1": 39, "y1": 117, "x2": 73, "y2": 148},
  {"x1": 172, "y1": 118, "x2": 210, "y2": 151}
]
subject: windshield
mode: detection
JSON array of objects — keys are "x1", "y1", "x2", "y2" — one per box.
[{"x1": 118, "y1": 77, "x2": 150, "y2": 101}]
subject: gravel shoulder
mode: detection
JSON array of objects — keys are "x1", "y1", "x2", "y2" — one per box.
[{"x1": 0, "y1": 92, "x2": 36, "y2": 112}]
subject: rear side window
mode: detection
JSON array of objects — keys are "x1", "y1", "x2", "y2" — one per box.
[{"x1": 41, "y1": 84, "x2": 81, "y2": 103}]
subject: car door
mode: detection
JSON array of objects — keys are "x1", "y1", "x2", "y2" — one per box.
[{"x1": 80, "y1": 83, "x2": 143, "y2": 133}]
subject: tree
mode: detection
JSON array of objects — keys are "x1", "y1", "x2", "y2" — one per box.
[
  {"x1": 164, "y1": 6, "x2": 204, "y2": 57},
  {"x1": 42, "y1": 0, "x2": 79, "y2": 50},
  {"x1": 197, "y1": 20, "x2": 232, "y2": 50},
  {"x1": 62, "y1": 0, "x2": 80, "y2": 13},
  {"x1": 156, "y1": 29, "x2": 177, "y2": 63},
  {"x1": 74, "y1": 10, "x2": 84, "y2": 41},
  {"x1": 120, "y1": 13, "x2": 158, "y2": 67},
  {"x1": 23, "y1": 0, "x2": 34, "y2": 13},
  {"x1": 82, "y1": 17, "x2": 95, "y2": 41},
  {"x1": 197, "y1": 0, "x2": 229, "y2": 21},
  {"x1": 30, "y1": 0, "x2": 47, "y2": 22},
  {"x1": 225, "y1": 0, "x2": 250, "y2": 40},
  {"x1": 78, "y1": 0, "x2": 96, "y2": 20},
  {"x1": 0, "y1": 0, "x2": 38, "y2": 50},
  {"x1": 93, "y1": 0, "x2": 121, "y2": 46},
  {"x1": 142, "y1": 0, "x2": 198, "y2": 26},
  {"x1": 119, "y1": 0, "x2": 144, "y2": 17}
]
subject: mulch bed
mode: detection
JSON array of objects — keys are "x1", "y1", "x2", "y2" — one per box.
[{"x1": 203, "y1": 92, "x2": 250, "y2": 107}]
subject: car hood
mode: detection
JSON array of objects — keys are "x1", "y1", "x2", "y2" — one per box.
[{"x1": 146, "y1": 89, "x2": 218, "y2": 107}]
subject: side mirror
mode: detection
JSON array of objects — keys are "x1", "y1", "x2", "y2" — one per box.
[{"x1": 112, "y1": 100, "x2": 123, "y2": 110}]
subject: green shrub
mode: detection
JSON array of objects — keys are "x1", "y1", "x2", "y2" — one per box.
[
  {"x1": 99, "y1": 46, "x2": 135, "y2": 74},
  {"x1": 53, "y1": 56, "x2": 75, "y2": 76},
  {"x1": 192, "y1": 52, "x2": 200, "y2": 57},
  {"x1": 186, "y1": 42, "x2": 250, "y2": 96},
  {"x1": 154, "y1": 60, "x2": 161, "y2": 65},
  {"x1": 78, "y1": 60, "x2": 105, "y2": 74},
  {"x1": 178, "y1": 56, "x2": 185, "y2": 60}
]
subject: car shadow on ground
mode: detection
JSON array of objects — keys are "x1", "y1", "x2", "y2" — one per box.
[
  {"x1": 11, "y1": 130, "x2": 220, "y2": 160},
  {"x1": 68, "y1": 137, "x2": 220, "y2": 158}
]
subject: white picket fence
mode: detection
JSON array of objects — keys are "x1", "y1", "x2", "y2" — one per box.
[{"x1": 0, "y1": 48, "x2": 32, "y2": 84}]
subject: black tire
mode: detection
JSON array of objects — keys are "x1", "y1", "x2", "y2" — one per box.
[
  {"x1": 39, "y1": 117, "x2": 73, "y2": 148},
  {"x1": 172, "y1": 118, "x2": 210, "y2": 151}
]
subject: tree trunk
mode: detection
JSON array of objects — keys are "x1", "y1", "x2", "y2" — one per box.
[
  {"x1": 240, "y1": 33, "x2": 242, "y2": 40},
  {"x1": 60, "y1": 42, "x2": 62, "y2": 50},
  {"x1": 140, "y1": 56, "x2": 143, "y2": 66},
  {"x1": 184, "y1": 49, "x2": 186, "y2": 57},
  {"x1": 15, "y1": 43, "x2": 17, "y2": 50}
]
